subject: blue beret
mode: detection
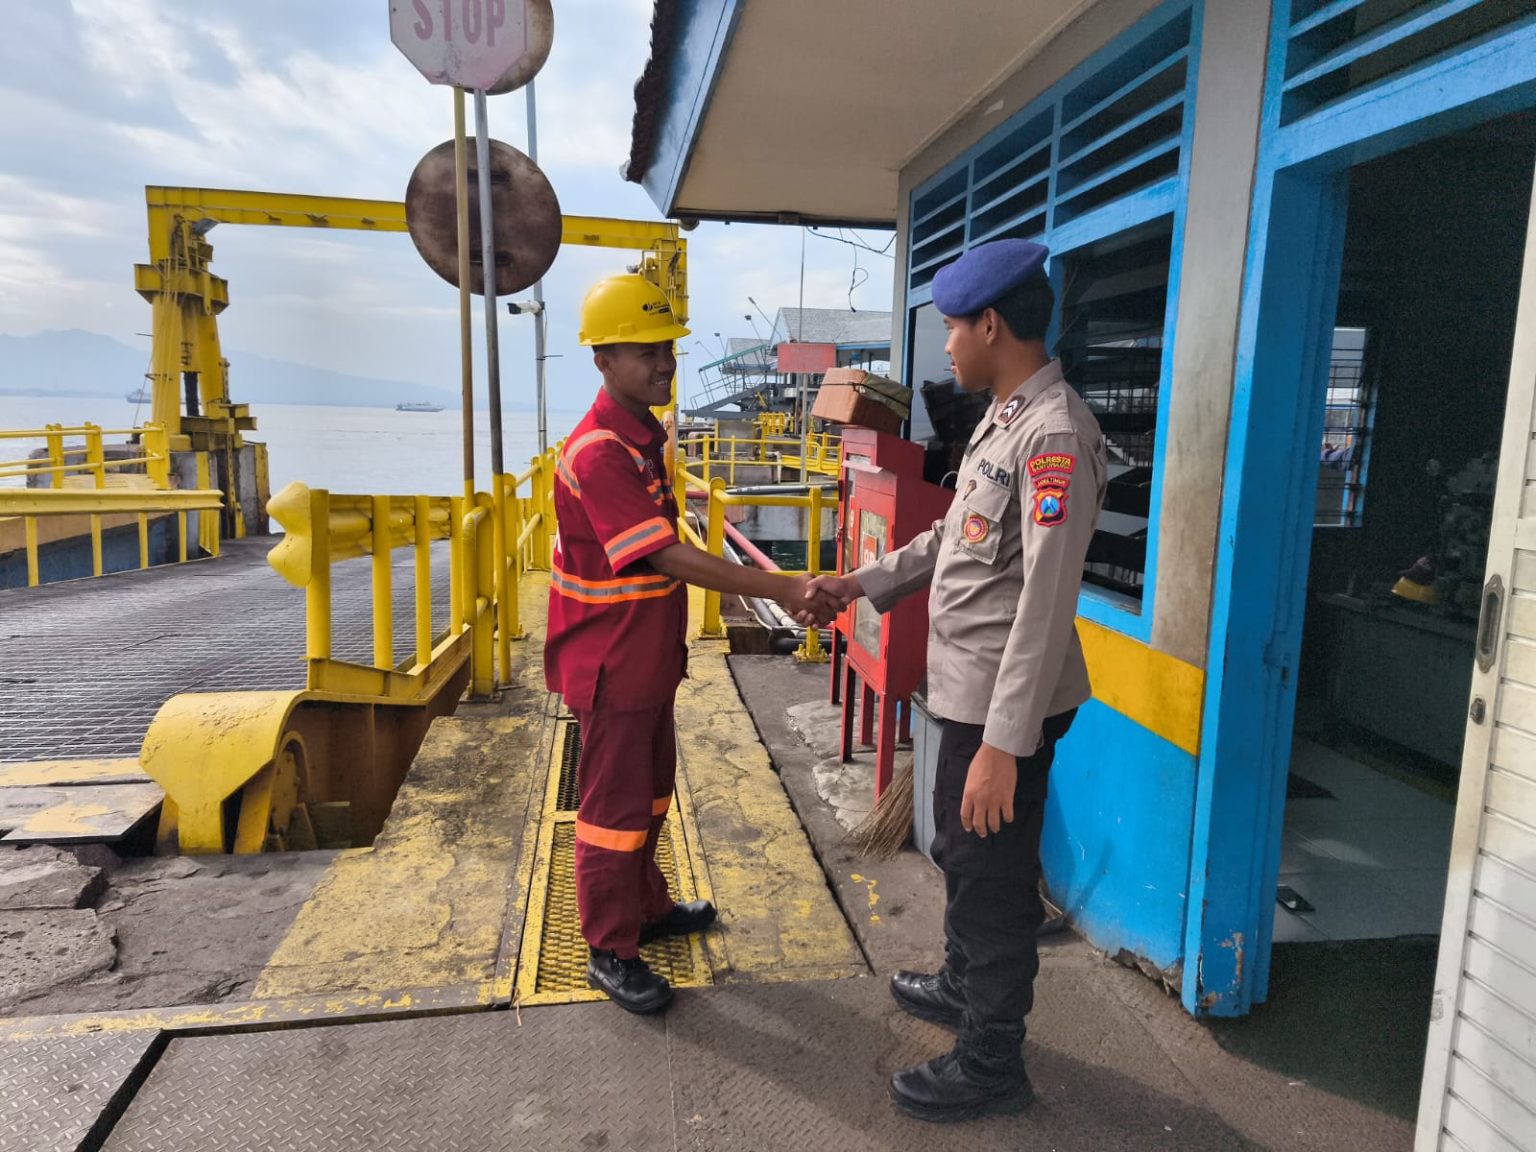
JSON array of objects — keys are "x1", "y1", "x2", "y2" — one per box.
[{"x1": 930, "y1": 239, "x2": 1050, "y2": 317}]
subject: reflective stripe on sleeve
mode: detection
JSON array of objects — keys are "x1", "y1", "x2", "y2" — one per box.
[{"x1": 605, "y1": 517, "x2": 674, "y2": 569}]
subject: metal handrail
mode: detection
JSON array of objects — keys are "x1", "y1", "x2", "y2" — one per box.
[
  {"x1": 0, "y1": 423, "x2": 172, "y2": 489},
  {"x1": 0, "y1": 486, "x2": 223, "y2": 587}
]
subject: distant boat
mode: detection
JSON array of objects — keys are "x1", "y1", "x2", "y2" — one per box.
[
  {"x1": 395, "y1": 401, "x2": 444, "y2": 413},
  {"x1": 126, "y1": 387, "x2": 151, "y2": 403}
]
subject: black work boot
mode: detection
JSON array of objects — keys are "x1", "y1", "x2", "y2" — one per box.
[
  {"x1": 587, "y1": 949, "x2": 674, "y2": 1014},
  {"x1": 889, "y1": 1020, "x2": 1032, "y2": 1122},
  {"x1": 639, "y1": 899, "x2": 717, "y2": 946},
  {"x1": 889, "y1": 968, "x2": 966, "y2": 1029}
]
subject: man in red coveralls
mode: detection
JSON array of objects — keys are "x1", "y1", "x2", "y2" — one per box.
[{"x1": 546, "y1": 272, "x2": 839, "y2": 1014}]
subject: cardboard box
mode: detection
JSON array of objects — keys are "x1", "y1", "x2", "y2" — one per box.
[
  {"x1": 811, "y1": 369, "x2": 913, "y2": 435},
  {"x1": 811, "y1": 384, "x2": 905, "y2": 435}
]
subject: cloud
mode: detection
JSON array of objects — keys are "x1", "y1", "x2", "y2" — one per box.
[{"x1": 0, "y1": 0, "x2": 902, "y2": 413}]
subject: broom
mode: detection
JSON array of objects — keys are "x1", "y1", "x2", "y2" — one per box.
[
  {"x1": 851, "y1": 756, "x2": 1071, "y2": 935},
  {"x1": 852, "y1": 756, "x2": 916, "y2": 860}
]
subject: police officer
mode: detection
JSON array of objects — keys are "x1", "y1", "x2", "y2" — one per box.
[
  {"x1": 546, "y1": 273, "x2": 840, "y2": 1014},
  {"x1": 808, "y1": 239, "x2": 1107, "y2": 1120}
]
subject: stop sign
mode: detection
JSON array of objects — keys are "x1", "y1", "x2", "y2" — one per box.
[{"x1": 390, "y1": 0, "x2": 553, "y2": 94}]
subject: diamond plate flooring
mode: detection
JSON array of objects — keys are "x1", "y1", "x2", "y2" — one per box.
[
  {"x1": 0, "y1": 1031, "x2": 159, "y2": 1152},
  {"x1": 97, "y1": 977, "x2": 1256, "y2": 1151},
  {"x1": 0, "y1": 539, "x2": 453, "y2": 763}
]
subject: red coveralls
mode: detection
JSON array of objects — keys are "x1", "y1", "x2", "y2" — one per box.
[{"x1": 544, "y1": 388, "x2": 688, "y2": 958}]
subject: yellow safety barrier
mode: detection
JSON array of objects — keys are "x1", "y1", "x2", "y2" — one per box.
[
  {"x1": 679, "y1": 463, "x2": 831, "y2": 662},
  {"x1": 0, "y1": 423, "x2": 172, "y2": 489},
  {"x1": 680, "y1": 430, "x2": 842, "y2": 484},
  {"x1": 0, "y1": 486, "x2": 223, "y2": 587}
]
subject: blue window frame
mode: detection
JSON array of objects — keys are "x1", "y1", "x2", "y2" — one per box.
[{"x1": 903, "y1": 0, "x2": 1203, "y2": 639}]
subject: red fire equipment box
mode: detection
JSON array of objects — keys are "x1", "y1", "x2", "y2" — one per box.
[{"x1": 831, "y1": 428, "x2": 952, "y2": 797}]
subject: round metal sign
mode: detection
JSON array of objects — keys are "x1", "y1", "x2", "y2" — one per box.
[
  {"x1": 404, "y1": 139, "x2": 563, "y2": 296},
  {"x1": 390, "y1": 0, "x2": 553, "y2": 94}
]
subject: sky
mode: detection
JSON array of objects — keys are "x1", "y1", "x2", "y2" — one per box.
[{"x1": 0, "y1": 0, "x2": 895, "y2": 413}]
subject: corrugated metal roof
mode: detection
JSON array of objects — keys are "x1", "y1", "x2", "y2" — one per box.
[{"x1": 772, "y1": 308, "x2": 893, "y2": 348}]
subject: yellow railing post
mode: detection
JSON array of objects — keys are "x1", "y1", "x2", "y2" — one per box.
[
  {"x1": 45, "y1": 426, "x2": 63, "y2": 490},
  {"x1": 494, "y1": 474, "x2": 512, "y2": 683},
  {"x1": 24, "y1": 518, "x2": 38, "y2": 588},
  {"x1": 798, "y1": 485, "x2": 826, "y2": 662},
  {"x1": 542, "y1": 448, "x2": 557, "y2": 569},
  {"x1": 506, "y1": 475, "x2": 523, "y2": 643},
  {"x1": 449, "y1": 495, "x2": 465, "y2": 632},
  {"x1": 703, "y1": 476, "x2": 727, "y2": 637},
  {"x1": 138, "y1": 514, "x2": 150, "y2": 571},
  {"x1": 478, "y1": 497, "x2": 495, "y2": 694},
  {"x1": 371, "y1": 494, "x2": 394, "y2": 670},
  {"x1": 145, "y1": 423, "x2": 170, "y2": 488},
  {"x1": 308, "y1": 488, "x2": 333, "y2": 676},
  {"x1": 414, "y1": 495, "x2": 432, "y2": 669},
  {"x1": 177, "y1": 511, "x2": 188, "y2": 563}
]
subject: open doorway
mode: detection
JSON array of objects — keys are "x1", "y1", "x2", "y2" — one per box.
[{"x1": 1210, "y1": 111, "x2": 1536, "y2": 1121}]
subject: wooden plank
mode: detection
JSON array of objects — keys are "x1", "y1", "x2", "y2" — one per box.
[
  {"x1": 1448, "y1": 1055, "x2": 1536, "y2": 1147},
  {"x1": 1445, "y1": 1094, "x2": 1523, "y2": 1152},
  {"x1": 0, "y1": 782, "x2": 163, "y2": 844},
  {"x1": 1509, "y1": 596, "x2": 1536, "y2": 643},
  {"x1": 1505, "y1": 639, "x2": 1536, "y2": 691},
  {"x1": 0, "y1": 759, "x2": 148, "y2": 788},
  {"x1": 1467, "y1": 894, "x2": 1536, "y2": 987},
  {"x1": 1481, "y1": 817, "x2": 1536, "y2": 897},
  {"x1": 1486, "y1": 769, "x2": 1536, "y2": 831},
  {"x1": 1492, "y1": 725, "x2": 1536, "y2": 780},
  {"x1": 1459, "y1": 978, "x2": 1536, "y2": 1081},
  {"x1": 1513, "y1": 550, "x2": 1536, "y2": 594},
  {"x1": 1454, "y1": 1014, "x2": 1536, "y2": 1118},
  {"x1": 1464, "y1": 936, "x2": 1536, "y2": 1044},
  {"x1": 1496, "y1": 681, "x2": 1536, "y2": 735}
]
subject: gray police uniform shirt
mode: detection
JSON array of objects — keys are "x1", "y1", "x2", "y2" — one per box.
[{"x1": 854, "y1": 360, "x2": 1107, "y2": 756}]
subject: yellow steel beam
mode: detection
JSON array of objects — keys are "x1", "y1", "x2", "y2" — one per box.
[
  {"x1": 145, "y1": 186, "x2": 681, "y2": 257},
  {"x1": 0, "y1": 488, "x2": 223, "y2": 516}
]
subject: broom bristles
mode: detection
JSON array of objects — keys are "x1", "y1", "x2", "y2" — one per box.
[{"x1": 852, "y1": 756, "x2": 916, "y2": 859}]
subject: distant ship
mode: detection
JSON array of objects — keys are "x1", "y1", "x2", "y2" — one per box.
[
  {"x1": 395, "y1": 401, "x2": 444, "y2": 413},
  {"x1": 126, "y1": 387, "x2": 151, "y2": 403}
]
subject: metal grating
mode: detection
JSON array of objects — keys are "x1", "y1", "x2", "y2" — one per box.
[
  {"x1": 533, "y1": 822, "x2": 705, "y2": 994},
  {"x1": 1280, "y1": 0, "x2": 1531, "y2": 128},
  {"x1": 556, "y1": 721, "x2": 581, "y2": 812},
  {"x1": 908, "y1": 4, "x2": 1194, "y2": 292}
]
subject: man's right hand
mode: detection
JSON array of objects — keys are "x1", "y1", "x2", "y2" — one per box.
[{"x1": 791, "y1": 574, "x2": 862, "y2": 627}]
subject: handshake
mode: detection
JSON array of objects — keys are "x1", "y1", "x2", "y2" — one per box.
[{"x1": 778, "y1": 573, "x2": 862, "y2": 629}]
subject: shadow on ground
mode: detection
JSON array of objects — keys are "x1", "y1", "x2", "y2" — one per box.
[{"x1": 1207, "y1": 937, "x2": 1437, "y2": 1120}]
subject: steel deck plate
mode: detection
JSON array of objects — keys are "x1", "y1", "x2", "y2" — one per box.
[
  {"x1": 0, "y1": 1031, "x2": 158, "y2": 1152},
  {"x1": 102, "y1": 1007, "x2": 672, "y2": 1151}
]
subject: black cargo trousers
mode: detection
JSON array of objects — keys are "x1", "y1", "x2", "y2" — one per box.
[{"x1": 929, "y1": 709, "x2": 1076, "y2": 1026}]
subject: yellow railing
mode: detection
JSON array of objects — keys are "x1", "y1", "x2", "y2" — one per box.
[
  {"x1": 266, "y1": 452, "x2": 559, "y2": 704},
  {"x1": 0, "y1": 423, "x2": 172, "y2": 489},
  {"x1": 0, "y1": 486, "x2": 223, "y2": 587},
  {"x1": 681, "y1": 430, "x2": 842, "y2": 484},
  {"x1": 679, "y1": 462, "x2": 832, "y2": 661}
]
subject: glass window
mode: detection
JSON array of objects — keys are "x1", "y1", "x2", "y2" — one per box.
[
  {"x1": 1056, "y1": 220, "x2": 1173, "y2": 604},
  {"x1": 1314, "y1": 327, "x2": 1375, "y2": 529}
]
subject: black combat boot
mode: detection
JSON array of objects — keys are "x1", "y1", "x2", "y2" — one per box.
[
  {"x1": 889, "y1": 968, "x2": 966, "y2": 1029},
  {"x1": 639, "y1": 899, "x2": 717, "y2": 945},
  {"x1": 889, "y1": 1019, "x2": 1032, "y2": 1122},
  {"x1": 587, "y1": 949, "x2": 674, "y2": 1014}
]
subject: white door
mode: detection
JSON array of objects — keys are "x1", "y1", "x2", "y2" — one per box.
[{"x1": 1416, "y1": 161, "x2": 1536, "y2": 1152}]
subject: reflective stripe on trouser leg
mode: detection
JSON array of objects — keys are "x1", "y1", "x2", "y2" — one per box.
[{"x1": 573, "y1": 694, "x2": 678, "y2": 957}]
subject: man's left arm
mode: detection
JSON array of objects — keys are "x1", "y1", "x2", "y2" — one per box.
[{"x1": 962, "y1": 429, "x2": 1099, "y2": 837}]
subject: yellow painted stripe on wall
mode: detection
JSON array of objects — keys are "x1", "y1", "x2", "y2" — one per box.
[{"x1": 1077, "y1": 618, "x2": 1205, "y2": 755}]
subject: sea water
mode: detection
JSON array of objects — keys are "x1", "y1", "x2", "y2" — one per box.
[{"x1": 0, "y1": 395, "x2": 587, "y2": 497}]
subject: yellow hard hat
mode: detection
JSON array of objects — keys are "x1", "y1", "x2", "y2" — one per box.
[{"x1": 578, "y1": 274, "x2": 691, "y2": 346}]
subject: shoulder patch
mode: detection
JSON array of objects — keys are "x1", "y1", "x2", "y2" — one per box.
[
  {"x1": 1027, "y1": 452, "x2": 1076, "y2": 478},
  {"x1": 997, "y1": 396, "x2": 1023, "y2": 426}
]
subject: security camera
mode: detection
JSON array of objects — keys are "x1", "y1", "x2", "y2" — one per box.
[{"x1": 506, "y1": 300, "x2": 544, "y2": 316}]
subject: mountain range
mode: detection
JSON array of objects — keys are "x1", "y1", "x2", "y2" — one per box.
[{"x1": 0, "y1": 329, "x2": 463, "y2": 409}]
